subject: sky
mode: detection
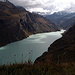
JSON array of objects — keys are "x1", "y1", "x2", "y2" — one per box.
[{"x1": 1, "y1": 0, "x2": 75, "y2": 15}]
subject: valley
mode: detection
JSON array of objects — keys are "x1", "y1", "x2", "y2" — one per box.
[
  {"x1": 0, "y1": 0, "x2": 75, "y2": 75},
  {"x1": 0, "y1": 1, "x2": 59, "y2": 47}
]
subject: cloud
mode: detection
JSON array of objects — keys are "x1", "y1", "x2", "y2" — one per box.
[
  {"x1": 1, "y1": 0, "x2": 75, "y2": 14},
  {"x1": 9, "y1": 0, "x2": 42, "y2": 8},
  {"x1": 65, "y1": 3, "x2": 75, "y2": 13}
]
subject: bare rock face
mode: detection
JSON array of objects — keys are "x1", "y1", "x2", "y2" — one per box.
[{"x1": 0, "y1": 1, "x2": 59, "y2": 47}]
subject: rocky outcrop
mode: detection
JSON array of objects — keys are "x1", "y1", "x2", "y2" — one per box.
[{"x1": 0, "y1": 1, "x2": 59, "y2": 47}]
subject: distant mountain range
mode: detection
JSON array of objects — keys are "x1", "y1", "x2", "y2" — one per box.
[
  {"x1": 45, "y1": 11, "x2": 69, "y2": 21},
  {"x1": 0, "y1": 1, "x2": 59, "y2": 47},
  {"x1": 35, "y1": 24, "x2": 75, "y2": 63},
  {"x1": 59, "y1": 16, "x2": 75, "y2": 29},
  {"x1": 45, "y1": 12, "x2": 75, "y2": 30}
]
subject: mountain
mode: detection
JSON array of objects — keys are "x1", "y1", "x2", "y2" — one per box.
[
  {"x1": 35, "y1": 24, "x2": 75, "y2": 63},
  {"x1": 59, "y1": 16, "x2": 75, "y2": 30},
  {"x1": 45, "y1": 12, "x2": 75, "y2": 30},
  {"x1": 55, "y1": 13, "x2": 75, "y2": 25},
  {"x1": 45, "y1": 11, "x2": 69, "y2": 22},
  {"x1": 0, "y1": 1, "x2": 59, "y2": 47}
]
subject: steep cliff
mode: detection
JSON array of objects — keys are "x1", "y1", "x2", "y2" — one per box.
[{"x1": 0, "y1": 1, "x2": 59, "y2": 47}]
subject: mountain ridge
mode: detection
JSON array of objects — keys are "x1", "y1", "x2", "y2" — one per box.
[
  {"x1": 0, "y1": 1, "x2": 59, "y2": 47},
  {"x1": 59, "y1": 16, "x2": 75, "y2": 30},
  {"x1": 45, "y1": 12, "x2": 75, "y2": 30}
]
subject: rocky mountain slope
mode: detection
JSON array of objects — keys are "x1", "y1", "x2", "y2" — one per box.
[
  {"x1": 59, "y1": 16, "x2": 75, "y2": 30},
  {"x1": 45, "y1": 12, "x2": 75, "y2": 30},
  {"x1": 35, "y1": 24, "x2": 75, "y2": 63},
  {"x1": 45, "y1": 11, "x2": 69, "y2": 22},
  {"x1": 0, "y1": 1, "x2": 59, "y2": 47}
]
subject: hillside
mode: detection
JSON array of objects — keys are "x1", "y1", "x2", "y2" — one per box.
[
  {"x1": 35, "y1": 24, "x2": 75, "y2": 63},
  {"x1": 0, "y1": 1, "x2": 59, "y2": 47},
  {"x1": 55, "y1": 13, "x2": 75, "y2": 25},
  {"x1": 45, "y1": 12, "x2": 75, "y2": 30},
  {"x1": 0, "y1": 25, "x2": 75, "y2": 75},
  {"x1": 59, "y1": 16, "x2": 75, "y2": 30},
  {"x1": 45, "y1": 11, "x2": 68, "y2": 22}
]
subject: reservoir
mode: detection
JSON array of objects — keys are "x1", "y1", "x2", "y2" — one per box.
[{"x1": 0, "y1": 30, "x2": 65, "y2": 65}]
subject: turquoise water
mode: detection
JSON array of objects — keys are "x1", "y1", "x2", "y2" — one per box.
[{"x1": 0, "y1": 30, "x2": 65, "y2": 65}]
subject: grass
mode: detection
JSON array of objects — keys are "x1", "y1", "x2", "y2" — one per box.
[{"x1": 0, "y1": 61, "x2": 75, "y2": 75}]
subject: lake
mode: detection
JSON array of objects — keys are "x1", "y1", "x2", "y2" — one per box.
[{"x1": 0, "y1": 30, "x2": 65, "y2": 65}]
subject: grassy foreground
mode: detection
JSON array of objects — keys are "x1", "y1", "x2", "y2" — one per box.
[{"x1": 0, "y1": 61, "x2": 75, "y2": 75}]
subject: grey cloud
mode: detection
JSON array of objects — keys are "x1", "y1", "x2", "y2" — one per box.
[
  {"x1": 0, "y1": 0, "x2": 59, "y2": 14},
  {"x1": 0, "y1": 0, "x2": 75, "y2": 15},
  {"x1": 9, "y1": 0, "x2": 42, "y2": 8},
  {"x1": 43, "y1": 5, "x2": 55, "y2": 11},
  {"x1": 63, "y1": 3, "x2": 75, "y2": 13},
  {"x1": 68, "y1": 3, "x2": 75, "y2": 12}
]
